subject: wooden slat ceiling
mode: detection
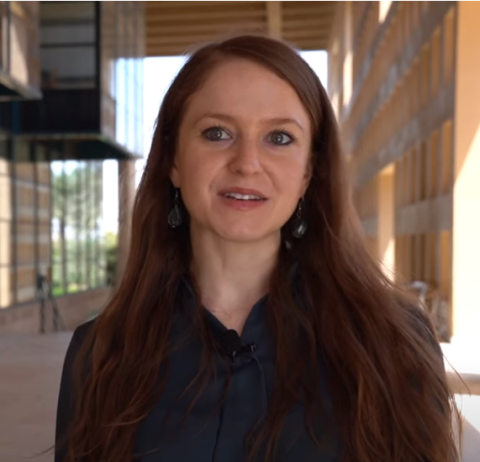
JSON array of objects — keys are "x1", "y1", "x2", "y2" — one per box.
[{"x1": 145, "y1": 1, "x2": 337, "y2": 57}]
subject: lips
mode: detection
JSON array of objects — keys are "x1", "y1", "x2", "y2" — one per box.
[{"x1": 218, "y1": 187, "x2": 268, "y2": 201}]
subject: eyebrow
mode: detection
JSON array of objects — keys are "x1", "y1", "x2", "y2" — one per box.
[{"x1": 196, "y1": 113, "x2": 305, "y2": 132}]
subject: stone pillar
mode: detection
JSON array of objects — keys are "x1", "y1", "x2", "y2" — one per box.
[
  {"x1": 266, "y1": 1, "x2": 282, "y2": 39},
  {"x1": 342, "y1": 1, "x2": 353, "y2": 110},
  {"x1": 378, "y1": 167, "x2": 395, "y2": 279},
  {"x1": 0, "y1": 157, "x2": 12, "y2": 308},
  {"x1": 452, "y1": 2, "x2": 480, "y2": 343},
  {"x1": 116, "y1": 160, "x2": 136, "y2": 285}
]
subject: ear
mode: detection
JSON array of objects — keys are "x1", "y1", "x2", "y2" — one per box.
[
  {"x1": 301, "y1": 157, "x2": 313, "y2": 196},
  {"x1": 169, "y1": 161, "x2": 180, "y2": 188}
]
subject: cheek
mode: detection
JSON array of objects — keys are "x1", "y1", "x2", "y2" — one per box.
[
  {"x1": 176, "y1": 142, "x2": 204, "y2": 182},
  {"x1": 176, "y1": 148, "x2": 218, "y2": 211},
  {"x1": 179, "y1": 154, "x2": 216, "y2": 190},
  {"x1": 275, "y1": 156, "x2": 310, "y2": 196}
]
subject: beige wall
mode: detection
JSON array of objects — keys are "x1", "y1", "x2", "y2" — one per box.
[
  {"x1": 0, "y1": 155, "x2": 51, "y2": 308},
  {"x1": 452, "y1": 1, "x2": 480, "y2": 342},
  {"x1": 378, "y1": 169, "x2": 395, "y2": 278},
  {"x1": 0, "y1": 287, "x2": 111, "y2": 333},
  {"x1": 330, "y1": 1, "x2": 458, "y2": 339}
]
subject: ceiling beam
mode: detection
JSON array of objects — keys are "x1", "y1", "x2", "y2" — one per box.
[
  {"x1": 282, "y1": 5, "x2": 336, "y2": 17},
  {"x1": 282, "y1": 17, "x2": 334, "y2": 31},
  {"x1": 283, "y1": 29, "x2": 331, "y2": 40},
  {"x1": 266, "y1": 1, "x2": 282, "y2": 39},
  {"x1": 148, "y1": 1, "x2": 250, "y2": 9},
  {"x1": 146, "y1": 35, "x2": 220, "y2": 48},
  {"x1": 144, "y1": 1, "x2": 337, "y2": 56},
  {"x1": 146, "y1": 46, "x2": 188, "y2": 57},
  {"x1": 146, "y1": 21, "x2": 266, "y2": 38},
  {"x1": 146, "y1": 9, "x2": 265, "y2": 24}
]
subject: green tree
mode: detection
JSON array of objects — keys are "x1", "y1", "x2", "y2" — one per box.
[
  {"x1": 105, "y1": 231, "x2": 118, "y2": 286},
  {"x1": 51, "y1": 163, "x2": 104, "y2": 294}
]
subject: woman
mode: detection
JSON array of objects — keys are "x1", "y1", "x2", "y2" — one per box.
[{"x1": 55, "y1": 35, "x2": 460, "y2": 462}]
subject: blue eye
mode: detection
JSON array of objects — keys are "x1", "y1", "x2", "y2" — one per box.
[
  {"x1": 269, "y1": 131, "x2": 294, "y2": 146},
  {"x1": 203, "y1": 126, "x2": 230, "y2": 141}
]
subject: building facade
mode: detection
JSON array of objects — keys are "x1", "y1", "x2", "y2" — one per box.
[
  {"x1": 0, "y1": 1, "x2": 144, "y2": 332},
  {"x1": 329, "y1": 1, "x2": 480, "y2": 343}
]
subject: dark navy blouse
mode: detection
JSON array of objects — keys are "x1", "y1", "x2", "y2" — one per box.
[{"x1": 55, "y1": 276, "x2": 341, "y2": 462}]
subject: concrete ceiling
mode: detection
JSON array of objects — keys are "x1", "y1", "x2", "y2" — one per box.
[{"x1": 145, "y1": 1, "x2": 337, "y2": 56}]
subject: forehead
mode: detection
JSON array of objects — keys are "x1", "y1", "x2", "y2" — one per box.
[{"x1": 183, "y1": 58, "x2": 310, "y2": 126}]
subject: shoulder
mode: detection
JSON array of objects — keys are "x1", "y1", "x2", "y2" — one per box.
[
  {"x1": 73, "y1": 319, "x2": 96, "y2": 341},
  {"x1": 64, "y1": 319, "x2": 96, "y2": 365},
  {"x1": 71, "y1": 319, "x2": 96, "y2": 346},
  {"x1": 404, "y1": 303, "x2": 437, "y2": 341},
  {"x1": 58, "y1": 320, "x2": 97, "y2": 396},
  {"x1": 402, "y1": 302, "x2": 444, "y2": 362}
]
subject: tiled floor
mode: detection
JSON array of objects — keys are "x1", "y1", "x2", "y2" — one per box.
[
  {"x1": 0, "y1": 333, "x2": 71, "y2": 462},
  {"x1": 0, "y1": 334, "x2": 479, "y2": 462}
]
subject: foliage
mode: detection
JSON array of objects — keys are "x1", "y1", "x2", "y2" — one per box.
[
  {"x1": 50, "y1": 162, "x2": 115, "y2": 295},
  {"x1": 105, "y1": 231, "x2": 118, "y2": 286}
]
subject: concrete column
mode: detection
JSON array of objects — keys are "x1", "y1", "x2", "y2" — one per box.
[
  {"x1": 452, "y1": 2, "x2": 480, "y2": 343},
  {"x1": 0, "y1": 158, "x2": 12, "y2": 308},
  {"x1": 266, "y1": 1, "x2": 282, "y2": 39},
  {"x1": 116, "y1": 160, "x2": 136, "y2": 285},
  {"x1": 378, "y1": 167, "x2": 395, "y2": 279},
  {"x1": 342, "y1": 1, "x2": 353, "y2": 109}
]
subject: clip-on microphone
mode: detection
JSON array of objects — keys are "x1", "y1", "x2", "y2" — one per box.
[{"x1": 219, "y1": 329, "x2": 257, "y2": 362}]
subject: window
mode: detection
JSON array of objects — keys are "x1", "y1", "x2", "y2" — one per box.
[
  {"x1": 51, "y1": 159, "x2": 110, "y2": 296},
  {"x1": 40, "y1": 1, "x2": 97, "y2": 89},
  {"x1": 100, "y1": 1, "x2": 144, "y2": 156}
]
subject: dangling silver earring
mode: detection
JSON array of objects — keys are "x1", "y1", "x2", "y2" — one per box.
[
  {"x1": 168, "y1": 188, "x2": 183, "y2": 228},
  {"x1": 292, "y1": 197, "x2": 307, "y2": 239}
]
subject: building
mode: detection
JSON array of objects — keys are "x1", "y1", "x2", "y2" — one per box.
[
  {"x1": 2, "y1": 1, "x2": 478, "y2": 344},
  {"x1": 329, "y1": 1, "x2": 480, "y2": 344},
  {"x1": 0, "y1": 1, "x2": 337, "y2": 333},
  {"x1": 0, "y1": 1, "x2": 144, "y2": 332},
  {"x1": 143, "y1": 1, "x2": 480, "y2": 344}
]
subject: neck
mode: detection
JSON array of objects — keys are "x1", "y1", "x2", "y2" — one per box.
[{"x1": 190, "y1": 228, "x2": 280, "y2": 332}]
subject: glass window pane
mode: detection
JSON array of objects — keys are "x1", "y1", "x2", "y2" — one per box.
[
  {"x1": 40, "y1": 2, "x2": 95, "y2": 22},
  {"x1": 40, "y1": 46, "x2": 95, "y2": 88},
  {"x1": 51, "y1": 261, "x2": 64, "y2": 296},
  {"x1": 40, "y1": 1, "x2": 96, "y2": 89},
  {"x1": 41, "y1": 24, "x2": 95, "y2": 45}
]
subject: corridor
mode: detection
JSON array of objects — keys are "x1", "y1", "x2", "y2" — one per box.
[{"x1": 1, "y1": 333, "x2": 479, "y2": 462}]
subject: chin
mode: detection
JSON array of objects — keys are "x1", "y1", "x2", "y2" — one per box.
[{"x1": 216, "y1": 225, "x2": 279, "y2": 244}]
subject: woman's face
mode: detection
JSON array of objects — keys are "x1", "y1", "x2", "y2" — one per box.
[{"x1": 171, "y1": 58, "x2": 312, "y2": 243}]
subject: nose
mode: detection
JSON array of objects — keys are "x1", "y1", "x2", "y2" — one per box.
[{"x1": 228, "y1": 137, "x2": 262, "y2": 176}]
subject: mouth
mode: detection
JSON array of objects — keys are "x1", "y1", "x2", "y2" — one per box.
[
  {"x1": 222, "y1": 192, "x2": 266, "y2": 201},
  {"x1": 219, "y1": 188, "x2": 268, "y2": 201}
]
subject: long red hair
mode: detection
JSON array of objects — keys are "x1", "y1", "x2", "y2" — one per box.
[{"x1": 61, "y1": 35, "x2": 460, "y2": 462}]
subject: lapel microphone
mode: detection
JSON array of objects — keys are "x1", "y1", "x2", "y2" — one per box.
[{"x1": 219, "y1": 329, "x2": 258, "y2": 362}]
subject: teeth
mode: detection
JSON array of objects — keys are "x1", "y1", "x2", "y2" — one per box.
[{"x1": 224, "y1": 192, "x2": 263, "y2": 201}]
